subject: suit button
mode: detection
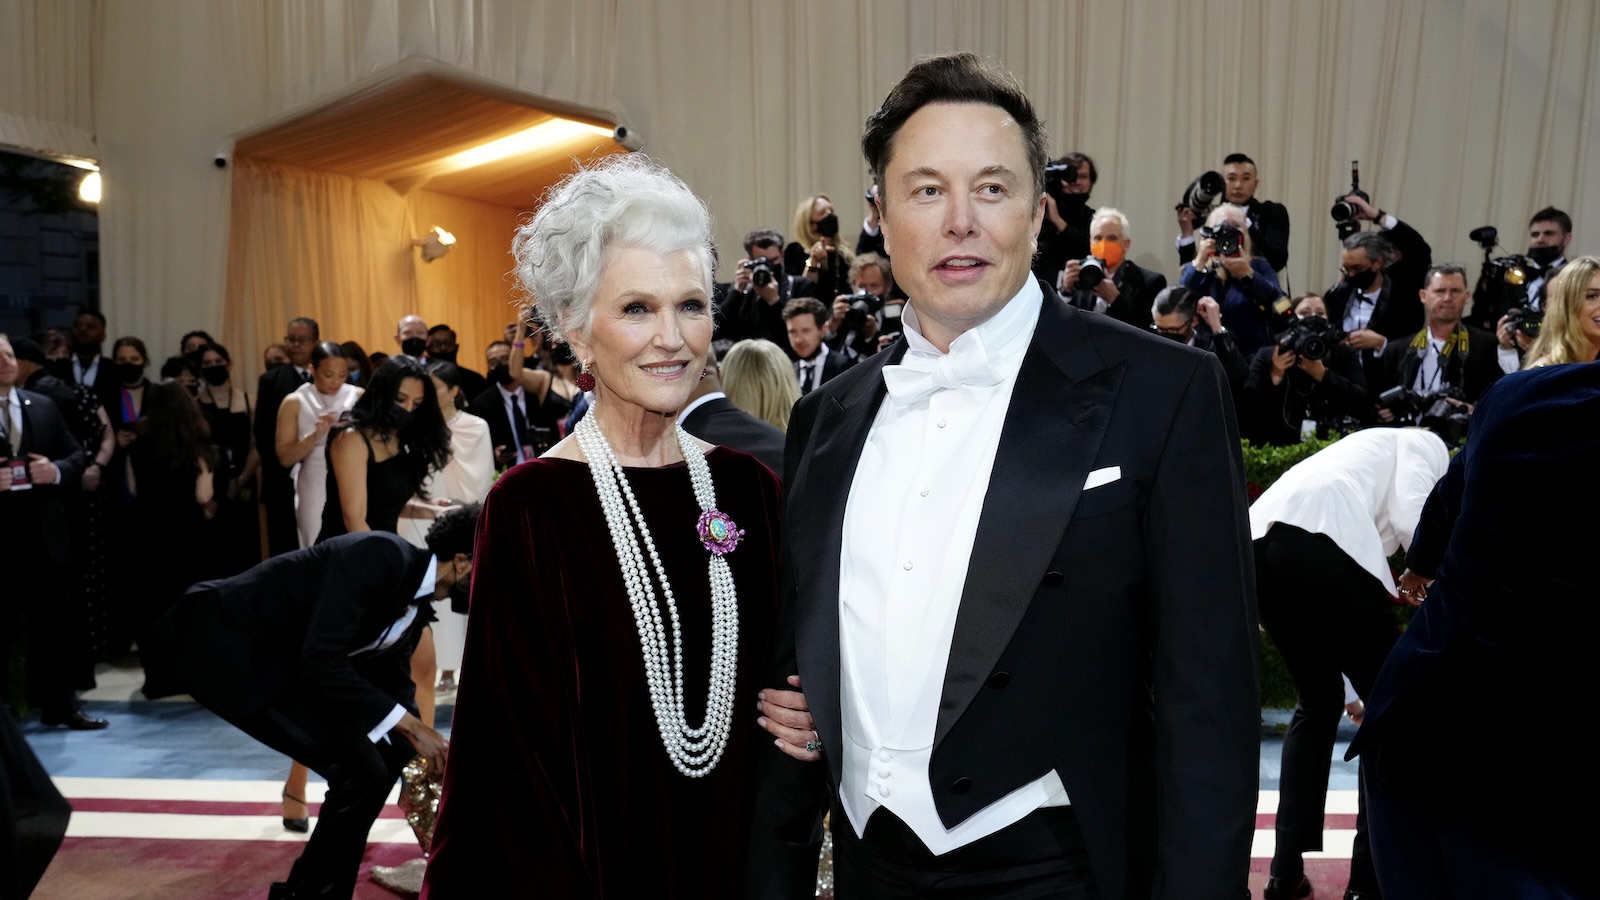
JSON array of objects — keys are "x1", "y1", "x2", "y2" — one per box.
[
  {"x1": 986, "y1": 672, "x2": 1010, "y2": 689},
  {"x1": 951, "y1": 777, "x2": 972, "y2": 795},
  {"x1": 1042, "y1": 571, "x2": 1064, "y2": 588}
]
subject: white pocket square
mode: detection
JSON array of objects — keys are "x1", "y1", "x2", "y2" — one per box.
[{"x1": 1083, "y1": 466, "x2": 1121, "y2": 491}]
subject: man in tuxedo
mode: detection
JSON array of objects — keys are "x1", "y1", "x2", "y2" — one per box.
[
  {"x1": 67, "y1": 309, "x2": 109, "y2": 394},
  {"x1": 679, "y1": 361, "x2": 784, "y2": 473},
  {"x1": 1349, "y1": 361, "x2": 1596, "y2": 897},
  {"x1": 0, "y1": 335, "x2": 103, "y2": 730},
  {"x1": 425, "y1": 324, "x2": 487, "y2": 400},
  {"x1": 395, "y1": 314, "x2": 428, "y2": 361},
  {"x1": 1375, "y1": 265, "x2": 1503, "y2": 422},
  {"x1": 1178, "y1": 153, "x2": 1291, "y2": 273},
  {"x1": 1060, "y1": 207, "x2": 1166, "y2": 332},
  {"x1": 1321, "y1": 197, "x2": 1432, "y2": 388},
  {"x1": 467, "y1": 340, "x2": 537, "y2": 470},
  {"x1": 157, "y1": 507, "x2": 476, "y2": 899},
  {"x1": 785, "y1": 298, "x2": 854, "y2": 395},
  {"x1": 255, "y1": 317, "x2": 319, "y2": 557},
  {"x1": 749, "y1": 53, "x2": 1259, "y2": 900}
]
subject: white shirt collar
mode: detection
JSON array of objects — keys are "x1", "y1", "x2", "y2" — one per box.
[
  {"x1": 414, "y1": 554, "x2": 438, "y2": 600},
  {"x1": 900, "y1": 275, "x2": 1041, "y2": 376},
  {"x1": 496, "y1": 381, "x2": 524, "y2": 401},
  {"x1": 677, "y1": 391, "x2": 726, "y2": 423}
]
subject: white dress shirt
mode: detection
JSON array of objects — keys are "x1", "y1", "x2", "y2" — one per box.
[
  {"x1": 677, "y1": 391, "x2": 724, "y2": 424},
  {"x1": 71, "y1": 354, "x2": 101, "y2": 387},
  {"x1": 1249, "y1": 429, "x2": 1449, "y2": 593},
  {"x1": 356, "y1": 554, "x2": 437, "y2": 742},
  {"x1": 1410, "y1": 335, "x2": 1449, "y2": 394},
  {"x1": 837, "y1": 276, "x2": 1066, "y2": 854},
  {"x1": 496, "y1": 383, "x2": 530, "y2": 464},
  {"x1": 795, "y1": 344, "x2": 831, "y2": 394}
]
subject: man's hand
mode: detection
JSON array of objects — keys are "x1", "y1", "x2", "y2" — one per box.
[
  {"x1": 1344, "y1": 193, "x2": 1381, "y2": 222},
  {"x1": 1192, "y1": 237, "x2": 1216, "y2": 272},
  {"x1": 1296, "y1": 356, "x2": 1328, "y2": 382},
  {"x1": 1176, "y1": 206, "x2": 1196, "y2": 238},
  {"x1": 1397, "y1": 569, "x2": 1433, "y2": 606},
  {"x1": 395, "y1": 713, "x2": 449, "y2": 776},
  {"x1": 1496, "y1": 315, "x2": 1535, "y2": 352},
  {"x1": 1092, "y1": 277, "x2": 1120, "y2": 304},
  {"x1": 1060, "y1": 258, "x2": 1081, "y2": 292},
  {"x1": 1197, "y1": 296, "x2": 1224, "y2": 333},
  {"x1": 0, "y1": 464, "x2": 11, "y2": 491},
  {"x1": 1376, "y1": 407, "x2": 1396, "y2": 424},
  {"x1": 1345, "y1": 699, "x2": 1365, "y2": 726},
  {"x1": 27, "y1": 454, "x2": 57, "y2": 485},
  {"x1": 732, "y1": 262, "x2": 754, "y2": 294},
  {"x1": 829, "y1": 298, "x2": 850, "y2": 333},
  {"x1": 1220, "y1": 254, "x2": 1253, "y2": 279},
  {"x1": 492, "y1": 445, "x2": 516, "y2": 469},
  {"x1": 1343, "y1": 329, "x2": 1386, "y2": 352},
  {"x1": 757, "y1": 675, "x2": 821, "y2": 763}
]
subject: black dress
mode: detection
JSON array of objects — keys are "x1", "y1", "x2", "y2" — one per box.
[
  {"x1": 424, "y1": 447, "x2": 782, "y2": 899},
  {"x1": 198, "y1": 389, "x2": 260, "y2": 577},
  {"x1": 316, "y1": 428, "x2": 420, "y2": 541},
  {"x1": 129, "y1": 446, "x2": 207, "y2": 697}
]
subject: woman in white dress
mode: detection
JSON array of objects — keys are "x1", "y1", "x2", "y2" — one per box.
[
  {"x1": 399, "y1": 360, "x2": 495, "y2": 692},
  {"x1": 274, "y1": 341, "x2": 362, "y2": 548}
]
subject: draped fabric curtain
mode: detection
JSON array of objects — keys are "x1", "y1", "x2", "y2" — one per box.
[{"x1": 2, "y1": 0, "x2": 1597, "y2": 372}]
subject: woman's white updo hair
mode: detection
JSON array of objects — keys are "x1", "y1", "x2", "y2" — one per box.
[{"x1": 513, "y1": 154, "x2": 714, "y2": 344}]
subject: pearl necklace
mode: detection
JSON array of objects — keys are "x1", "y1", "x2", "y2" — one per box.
[{"x1": 573, "y1": 414, "x2": 740, "y2": 777}]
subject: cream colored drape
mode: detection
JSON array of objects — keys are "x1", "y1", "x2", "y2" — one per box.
[{"x1": 3, "y1": 0, "x2": 1597, "y2": 368}]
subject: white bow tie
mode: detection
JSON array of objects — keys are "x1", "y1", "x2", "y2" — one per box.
[{"x1": 882, "y1": 341, "x2": 1002, "y2": 406}]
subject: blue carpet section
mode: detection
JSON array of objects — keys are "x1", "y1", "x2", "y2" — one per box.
[{"x1": 1258, "y1": 707, "x2": 1361, "y2": 791}]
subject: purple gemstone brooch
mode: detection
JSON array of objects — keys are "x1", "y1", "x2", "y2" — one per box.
[{"x1": 696, "y1": 509, "x2": 745, "y2": 556}]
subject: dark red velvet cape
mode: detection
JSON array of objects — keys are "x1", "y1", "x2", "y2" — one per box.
[{"x1": 423, "y1": 447, "x2": 781, "y2": 899}]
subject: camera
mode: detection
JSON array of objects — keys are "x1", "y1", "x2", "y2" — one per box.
[
  {"x1": 1044, "y1": 160, "x2": 1080, "y2": 198},
  {"x1": 1278, "y1": 316, "x2": 1344, "y2": 362},
  {"x1": 878, "y1": 301, "x2": 905, "y2": 346},
  {"x1": 840, "y1": 289, "x2": 878, "y2": 333},
  {"x1": 1076, "y1": 255, "x2": 1107, "y2": 290},
  {"x1": 1377, "y1": 385, "x2": 1472, "y2": 445},
  {"x1": 1200, "y1": 224, "x2": 1243, "y2": 258},
  {"x1": 1329, "y1": 160, "x2": 1368, "y2": 240},
  {"x1": 1177, "y1": 170, "x2": 1225, "y2": 218},
  {"x1": 740, "y1": 257, "x2": 781, "y2": 288},
  {"x1": 1505, "y1": 303, "x2": 1544, "y2": 339},
  {"x1": 1466, "y1": 224, "x2": 1534, "y2": 329}
]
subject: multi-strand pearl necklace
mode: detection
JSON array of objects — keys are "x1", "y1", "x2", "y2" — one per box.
[{"x1": 573, "y1": 413, "x2": 740, "y2": 777}]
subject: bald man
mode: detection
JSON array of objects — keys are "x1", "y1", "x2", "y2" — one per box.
[{"x1": 396, "y1": 315, "x2": 428, "y2": 360}]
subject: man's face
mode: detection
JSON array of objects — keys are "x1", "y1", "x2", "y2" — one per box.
[
  {"x1": 181, "y1": 334, "x2": 208, "y2": 356},
  {"x1": 1420, "y1": 272, "x2": 1469, "y2": 326},
  {"x1": 485, "y1": 343, "x2": 511, "y2": 369},
  {"x1": 1527, "y1": 219, "x2": 1571, "y2": 253},
  {"x1": 879, "y1": 101, "x2": 1045, "y2": 349},
  {"x1": 427, "y1": 331, "x2": 458, "y2": 357},
  {"x1": 1222, "y1": 162, "x2": 1259, "y2": 204},
  {"x1": 397, "y1": 316, "x2": 428, "y2": 347},
  {"x1": 1151, "y1": 311, "x2": 1193, "y2": 343},
  {"x1": 72, "y1": 314, "x2": 105, "y2": 349},
  {"x1": 1339, "y1": 249, "x2": 1383, "y2": 288},
  {"x1": 1089, "y1": 219, "x2": 1130, "y2": 269},
  {"x1": 852, "y1": 264, "x2": 891, "y2": 298},
  {"x1": 0, "y1": 339, "x2": 18, "y2": 387},
  {"x1": 264, "y1": 345, "x2": 291, "y2": 368},
  {"x1": 284, "y1": 323, "x2": 315, "y2": 367},
  {"x1": 749, "y1": 241, "x2": 782, "y2": 264},
  {"x1": 1061, "y1": 160, "x2": 1093, "y2": 196},
  {"x1": 787, "y1": 314, "x2": 823, "y2": 359}
]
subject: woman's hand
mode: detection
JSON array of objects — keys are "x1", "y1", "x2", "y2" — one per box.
[
  {"x1": 115, "y1": 428, "x2": 137, "y2": 448},
  {"x1": 757, "y1": 675, "x2": 821, "y2": 762}
]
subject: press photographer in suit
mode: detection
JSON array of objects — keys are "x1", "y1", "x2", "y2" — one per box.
[
  {"x1": 1375, "y1": 265, "x2": 1503, "y2": 426},
  {"x1": 1242, "y1": 294, "x2": 1370, "y2": 446},
  {"x1": 1059, "y1": 207, "x2": 1166, "y2": 332},
  {"x1": 1322, "y1": 197, "x2": 1432, "y2": 387},
  {"x1": 1177, "y1": 153, "x2": 1290, "y2": 274},
  {"x1": 749, "y1": 53, "x2": 1258, "y2": 900}
]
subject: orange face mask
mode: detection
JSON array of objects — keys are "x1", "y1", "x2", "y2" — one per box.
[{"x1": 1091, "y1": 239, "x2": 1126, "y2": 270}]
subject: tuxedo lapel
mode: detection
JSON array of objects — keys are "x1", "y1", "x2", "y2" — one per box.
[{"x1": 935, "y1": 292, "x2": 1124, "y2": 746}]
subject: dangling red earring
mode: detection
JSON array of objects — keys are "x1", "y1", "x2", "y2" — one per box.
[
  {"x1": 700, "y1": 368, "x2": 711, "y2": 380},
  {"x1": 576, "y1": 364, "x2": 596, "y2": 392}
]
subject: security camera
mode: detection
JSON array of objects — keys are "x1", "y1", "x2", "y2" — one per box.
[
  {"x1": 612, "y1": 125, "x2": 644, "y2": 152},
  {"x1": 213, "y1": 155, "x2": 228, "y2": 169}
]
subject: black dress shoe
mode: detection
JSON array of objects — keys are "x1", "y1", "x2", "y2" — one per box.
[
  {"x1": 40, "y1": 710, "x2": 109, "y2": 730},
  {"x1": 1264, "y1": 874, "x2": 1312, "y2": 899}
]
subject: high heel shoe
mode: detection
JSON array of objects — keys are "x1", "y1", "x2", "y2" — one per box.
[{"x1": 281, "y1": 789, "x2": 310, "y2": 833}]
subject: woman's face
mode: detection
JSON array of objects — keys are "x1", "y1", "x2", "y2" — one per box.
[
  {"x1": 567, "y1": 246, "x2": 711, "y2": 419},
  {"x1": 395, "y1": 376, "x2": 427, "y2": 413},
  {"x1": 810, "y1": 197, "x2": 834, "y2": 232},
  {"x1": 114, "y1": 345, "x2": 146, "y2": 367},
  {"x1": 1581, "y1": 270, "x2": 1600, "y2": 356},
  {"x1": 312, "y1": 357, "x2": 347, "y2": 394},
  {"x1": 1295, "y1": 296, "x2": 1328, "y2": 319},
  {"x1": 200, "y1": 349, "x2": 229, "y2": 380}
]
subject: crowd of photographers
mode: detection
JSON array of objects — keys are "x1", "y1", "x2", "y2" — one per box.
[{"x1": 715, "y1": 151, "x2": 1589, "y2": 446}]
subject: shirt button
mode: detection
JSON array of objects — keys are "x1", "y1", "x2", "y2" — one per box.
[
  {"x1": 878, "y1": 768, "x2": 892, "y2": 778},
  {"x1": 920, "y1": 489, "x2": 929, "y2": 497},
  {"x1": 878, "y1": 784, "x2": 891, "y2": 797},
  {"x1": 937, "y1": 418, "x2": 947, "y2": 428},
  {"x1": 903, "y1": 561, "x2": 913, "y2": 571},
  {"x1": 878, "y1": 750, "x2": 892, "y2": 763}
]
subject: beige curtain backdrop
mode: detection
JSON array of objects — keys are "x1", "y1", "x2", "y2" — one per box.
[{"x1": 2, "y1": 0, "x2": 1597, "y2": 376}]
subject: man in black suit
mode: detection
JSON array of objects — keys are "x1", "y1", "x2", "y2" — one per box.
[
  {"x1": 1375, "y1": 265, "x2": 1503, "y2": 424},
  {"x1": 1178, "y1": 152, "x2": 1291, "y2": 273},
  {"x1": 425, "y1": 324, "x2": 488, "y2": 401},
  {"x1": 721, "y1": 229, "x2": 795, "y2": 349},
  {"x1": 466, "y1": 342, "x2": 536, "y2": 470},
  {"x1": 255, "y1": 317, "x2": 319, "y2": 557},
  {"x1": 749, "y1": 54, "x2": 1258, "y2": 900},
  {"x1": 1032, "y1": 151, "x2": 1098, "y2": 283},
  {"x1": 679, "y1": 362, "x2": 784, "y2": 473},
  {"x1": 1349, "y1": 361, "x2": 1596, "y2": 897},
  {"x1": 158, "y1": 508, "x2": 476, "y2": 899},
  {"x1": 1060, "y1": 206, "x2": 1166, "y2": 332},
  {"x1": 0, "y1": 335, "x2": 102, "y2": 730},
  {"x1": 67, "y1": 309, "x2": 110, "y2": 394},
  {"x1": 1322, "y1": 197, "x2": 1432, "y2": 387},
  {"x1": 784, "y1": 298, "x2": 854, "y2": 395}
]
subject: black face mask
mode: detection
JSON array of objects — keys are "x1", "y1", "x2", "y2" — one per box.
[
  {"x1": 488, "y1": 363, "x2": 514, "y2": 385},
  {"x1": 383, "y1": 405, "x2": 415, "y2": 432},
  {"x1": 114, "y1": 362, "x2": 146, "y2": 385},
  {"x1": 448, "y1": 571, "x2": 472, "y2": 610},
  {"x1": 201, "y1": 365, "x2": 229, "y2": 386},
  {"x1": 401, "y1": 337, "x2": 427, "y2": 358},
  {"x1": 1527, "y1": 244, "x2": 1562, "y2": 266},
  {"x1": 266, "y1": 361, "x2": 288, "y2": 371},
  {"x1": 184, "y1": 350, "x2": 206, "y2": 367},
  {"x1": 45, "y1": 359, "x2": 74, "y2": 381},
  {"x1": 430, "y1": 349, "x2": 457, "y2": 364},
  {"x1": 1061, "y1": 192, "x2": 1091, "y2": 208},
  {"x1": 815, "y1": 213, "x2": 840, "y2": 238},
  {"x1": 1344, "y1": 268, "x2": 1379, "y2": 291}
]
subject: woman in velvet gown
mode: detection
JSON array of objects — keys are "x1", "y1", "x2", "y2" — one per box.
[{"x1": 424, "y1": 157, "x2": 808, "y2": 899}]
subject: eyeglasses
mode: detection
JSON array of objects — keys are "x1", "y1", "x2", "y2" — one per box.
[
  {"x1": 283, "y1": 335, "x2": 314, "y2": 345},
  {"x1": 1338, "y1": 266, "x2": 1376, "y2": 277},
  {"x1": 1150, "y1": 324, "x2": 1192, "y2": 336}
]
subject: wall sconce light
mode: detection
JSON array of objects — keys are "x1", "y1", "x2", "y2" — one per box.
[
  {"x1": 78, "y1": 170, "x2": 102, "y2": 205},
  {"x1": 414, "y1": 226, "x2": 456, "y2": 262}
]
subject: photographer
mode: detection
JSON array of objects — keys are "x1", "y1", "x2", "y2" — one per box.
[
  {"x1": 1488, "y1": 207, "x2": 1574, "y2": 358},
  {"x1": 1178, "y1": 203, "x2": 1285, "y2": 355},
  {"x1": 1150, "y1": 286, "x2": 1250, "y2": 405},
  {"x1": 1242, "y1": 294, "x2": 1370, "y2": 446},
  {"x1": 826, "y1": 252, "x2": 894, "y2": 358},
  {"x1": 784, "y1": 194, "x2": 854, "y2": 302},
  {"x1": 1520, "y1": 206, "x2": 1572, "y2": 309},
  {"x1": 1031, "y1": 151, "x2": 1097, "y2": 282},
  {"x1": 1177, "y1": 153, "x2": 1290, "y2": 273},
  {"x1": 1376, "y1": 264, "x2": 1504, "y2": 424},
  {"x1": 1060, "y1": 207, "x2": 1165, "y2": 331},
  {"x1": 1322, "y1": 199, "x2": 1432, "y2": 389},
  {"x1": 723, "y1": 228, "x2": 794, "y2": 350}
]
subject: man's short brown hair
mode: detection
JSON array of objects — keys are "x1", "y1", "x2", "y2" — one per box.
[{"x1": 783, "y1": 297, "x2": 829, "y2": 330}]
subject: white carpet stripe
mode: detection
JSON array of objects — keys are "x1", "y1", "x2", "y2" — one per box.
[
  {"x1": 1252, "y1": 828, "x2": 1356, "y2": 858},
  {"x1": 64, "y1": 812, "x2": 419, "y2": 844},
  {"x1": 52, "y1": 777, "x2": 402, "y2": 804},
  {"x1": 1256, "y1": 790, "x2": 1359, "y2": 814}
]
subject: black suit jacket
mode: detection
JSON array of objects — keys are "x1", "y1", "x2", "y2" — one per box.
[
  {"x1": 1179, "y1": 197, "x2": 1291, "y2": 273},
  {"x1": 1376, "y1": 323, "x2": 1504, "y2": 404},
  {"x1": 1, "y1": 389, "x2": 88, "y2": 566},
  {"x1": 680, "y1": 395, "x2": 784, "y2": 474},
  {"x1": 749, "y1": 280, "x2": 1260, "y2": 900},
  {"x1": 452, "y1": 364, "x2": 489, "y2": 406},
  {"x1": 1322, "y1": 220, "x2": 1432, "y2": 345},
  {"x1": 161, "y1": 532, "x2": 433, "y2": 727},
  {"x1": 466, "y1": 384, "x2": 522, "y2": 460},
  {"x1": 255, "y1": 364, "x2": 309, "y2": 471}
]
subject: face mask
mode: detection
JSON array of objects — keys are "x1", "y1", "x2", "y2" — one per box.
[
  {"x1": 815, "y1": 213, "x2": 839, "y2": 238},
  {"x1": 201, "y1": 365, "x2": 229, "y2": 386},
  {"x1": 1090, "y1": 239, "x2": 1126, "y2": 270},
  {"x1": 45, "y1": 359, "x2": 74, "y2": 381},
  {"x1": 430, "y1": 349, "x2": 457, "y2": 364},
  {"x1": 488, "y1": 363, "x2": 514, "y2": 385},
  {"x1": 401, "y1": 337, "x2": 427, "y2": 358},
  {"x1": 1344, "y1": 268, "x2": 1379, "y2": 291},
  {"x1": 346, "y1": 369, "x2": 360, "y2": 385},
  {"x1": 115, "y1": 362, "x2": 146, "y2": 385},
  {"x1": 383, "y1": 405, "x2": 415, "y2": 432},
  {"x1": 1526, "y1": 244, "x2": 1562, "y2": 266},
  {"x1": 449, "y1": 569, "x2": 472, "y2": 609},
  {"x1": 1061, "y1": 192, "x2": 1090, "y2": 208},
  {"x1": 266, "y1": 360, "x2": 288, "y2": 371}
]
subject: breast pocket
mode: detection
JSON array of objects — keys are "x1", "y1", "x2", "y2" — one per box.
[{"x1": 1069, "y1": 479, "x2": 1138, "y2": 522}]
